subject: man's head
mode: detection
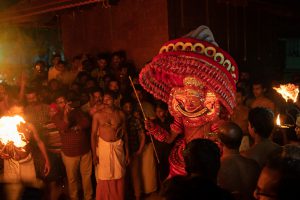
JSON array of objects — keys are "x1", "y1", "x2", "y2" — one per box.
[
  {"x1": 108, "y1": 79, "x2": 120, "y2": 92},
  {"x1": 155, "y1": 101, "x2": 169, "y2": 120},
  {"x1": 254, "y1": 145, "x2": 300, "y2": 200},
  {"x1": 52, "y1": 54, "x2": 61, "y2": 66},
  {"x1": 88, "y1": 87, "x2": 103, "y2": 105},
  {"x1": 8, "y1": 100, "x2": 25, "y2": 116},
  {"x1": 103, "y1": 91, "x2": 116, "y2": 107},
  {"x1": 218, "y1": 121, "x2": 243, "y2": 150},
  {"x1": 235, "y1": 87, "x2": 246, "y2": 105},
  {"x1": 248, "y1": 107, "x2": 274, "y2": 139},
  {"x1": 25, "y1": 88, "x2": 38, "y2": 106},
  {"x1": 252, "y1": 81, "x2": 266, "y2": 98},
  {"x1": 183, "y1": 139, "x2": 221, "y2": 183},
  {"x1": 96, "y1": 54, "x2": 109, "y2": 70},
  {"x1": 55, "y1": 93, "x2": 67, "y2": 110}
]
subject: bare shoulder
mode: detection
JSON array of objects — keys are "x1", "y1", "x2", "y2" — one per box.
[{"x1": 93, "y1": 111, "x2": 103, "y2": 119}]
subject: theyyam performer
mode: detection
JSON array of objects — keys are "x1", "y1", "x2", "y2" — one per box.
[{"x1": 139, "y1": 25, "x2": 239, "y2": 177}]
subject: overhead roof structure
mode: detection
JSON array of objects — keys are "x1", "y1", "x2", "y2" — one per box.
[{"x1": 0, "y1": 0, "x2": 104, "y2": 25}]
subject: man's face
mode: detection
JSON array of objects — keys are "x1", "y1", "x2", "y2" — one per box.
[
  {"x1": 97, "y1": 59, "x2": 108, "y2": 69},
  {"x1": 156, "y1": 107, "x2": 167, "y2": 119},
  {"x1": 93, "y1": 92, "x2": 103, "y2": 104},
  {"x1": 111, "y1": 55, "x2": 121, "y2": 67},
  {"x1": 122, "y1": 102, "x2": 133, "y2": 115},
  {"x1": 56, "y1": 97, "x2": 67, "y2": 110},
  {"x1": 49, "y1": 107, "x2": 58, "y2": 117},
  {"x1": 254, "y1": 167, "x2": 280, "y2": 200},
  {"x1": 253, "y1": 84, "x2": 264, "y2": 98},
  {"x1": 103, "y1": 94, "x2": 114, "y2": 106},
  {"x1": 26, "y1": 93, "x2": 38, "y2": 105},
  {"x1": 9, "y1": 105, "x2": 24, "y2": 116},
  {"x1": 235, "y1": 92, "x2": 244, "y2": 105},
  {"x1": 52, "y1": 56, "x2": 61, "y2": 65},
  {"x1": 108, "y1": 81, "x2": 119, "y2": 92}
]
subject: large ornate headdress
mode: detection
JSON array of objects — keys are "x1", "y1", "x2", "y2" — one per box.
[{"x1": 139, "y1": 26, "x2": 238, "y2": 114}]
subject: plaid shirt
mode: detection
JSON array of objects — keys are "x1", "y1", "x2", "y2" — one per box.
[{"x1": 53, "y1": 109, "x2": 91, "y2": 157}]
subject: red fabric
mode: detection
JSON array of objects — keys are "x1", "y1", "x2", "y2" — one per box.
[
  {"x1": 96, "y1": 178, "x2": 124, "y2": 200},
  {"x1": 53, "y1": 109, "x2": 90, "y2": 157}
]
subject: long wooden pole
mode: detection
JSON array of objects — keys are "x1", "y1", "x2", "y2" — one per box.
[{"x1": 129, "y1": 76, "x2": 160, "y2": 164}]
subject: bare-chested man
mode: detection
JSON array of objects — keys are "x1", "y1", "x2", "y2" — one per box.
[{"x1": 91, "y1": 91, "x2": 129, "y2": 200}]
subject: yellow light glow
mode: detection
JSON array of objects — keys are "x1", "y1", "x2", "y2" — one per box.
[
  {"x1": 273, "y1": 83, "x2": 299, "y2": 103},
  {"x1": 276, "y1": 114, "x2": 281, "y2": 126},
  {"x1": 0, "y1": 115, "x2": 27, "y2": 148}
]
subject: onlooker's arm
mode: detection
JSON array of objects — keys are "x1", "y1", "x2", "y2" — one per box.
[
  {"x1": 120, "y1": 111, "x2": 130, "y2": 165},
  {"x1": 91, "y1": 113, "x2": 100, "y2": 165},
  {"x1": 29, "y1": 123, "x2": 51, "y2": 176},
  {"x1": 136, "y1": 118, "x2": 146, "y2": 155}
]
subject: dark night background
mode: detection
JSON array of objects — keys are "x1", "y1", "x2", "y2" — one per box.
[{"x1": 0, "y1": 0, "x2": 299, "y2": 83}]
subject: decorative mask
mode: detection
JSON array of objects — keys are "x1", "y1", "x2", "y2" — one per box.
[{"x1": 169, "y1": 77, "x2": 220, "y2": 127}]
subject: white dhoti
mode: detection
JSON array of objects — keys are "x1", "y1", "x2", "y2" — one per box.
[
  {"x1": 3, "y1": 154, "x2": 43, "y2": 200},
  {"x1": 96, "y1": 137, "x2": 126, "y2": 181}
]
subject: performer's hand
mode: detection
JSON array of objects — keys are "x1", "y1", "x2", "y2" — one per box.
[
  {"x1": 145, "y1": 119, "x2": 155, "y2": 131},
  {"x1": 44, "y1": 161, "x2": 51, "y2": 176}
]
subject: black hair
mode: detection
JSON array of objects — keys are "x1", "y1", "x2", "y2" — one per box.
[
  {"x1": 160, "y1": 175, "x2": 234, "y2": 200},
  {"x1": 265, "y1": 145, "x2": 300, "y2": 200},
  {"x1": 218, "y1": 122, "x2": 243, "y2": 149},
  {"x1": 183, "y1": 139, "x2": 221, "y2": 182},
  {"x1": 248, "y1": 107, "x2": 274, "y2": 138}
]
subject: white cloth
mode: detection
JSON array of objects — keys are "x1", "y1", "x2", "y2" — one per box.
[
  {"x1": 3, "y1": 153, "x2": 43, "y2": 200},
  {"x1": 96, "y1": 137, "x2": 125, "y2": 180}
]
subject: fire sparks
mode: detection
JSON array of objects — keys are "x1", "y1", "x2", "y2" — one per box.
[
  {"x1": 273, "y1": 83, "x2": 299, "y2": 103},
  {"x1": 0, "y1": 115, "x2": 27, "y2": 148}
]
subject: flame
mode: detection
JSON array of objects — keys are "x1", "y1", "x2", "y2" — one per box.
[
  {"x1": 273, "y1": 83, "x2": 299, "y2": 103},
  {"x1": 276, "y1": 114, "x2": 281, "y2": 126},
  {"x1": 0, "y1": 115, "x2": 27, "y2": 148}
]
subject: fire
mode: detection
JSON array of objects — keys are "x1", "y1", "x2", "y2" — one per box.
[
  {"x1": 276, "y1": 114, "x2": 281, "y2": 126},
  {"x1": 273, "y1": 83, "x2": 299, "y2": 103},
  {"x1": 0, "y1": 115, "x2": 27, "y2": 148}
]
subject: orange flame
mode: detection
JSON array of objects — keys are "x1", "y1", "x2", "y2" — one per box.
[
  {"x1": 0, "y1": 115, "x2": 27, "y2": 148},
  {"x1": 276, "y1": 114, "x2": 281, "y2": 126},
  {"x1": 273, "y1": 83, "x2": 299, "y2": 103}
]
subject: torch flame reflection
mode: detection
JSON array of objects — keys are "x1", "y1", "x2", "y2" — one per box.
[
  {"x1": 0, "y1": 115, "x2": 27, "y2": 148},
  {"x1": 273, "y1": 83, "x2": 299, "y2": 103}
]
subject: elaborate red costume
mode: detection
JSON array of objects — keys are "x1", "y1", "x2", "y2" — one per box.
[{"x1": 139, "y1": 26, "x2": 239, "y2": 177}]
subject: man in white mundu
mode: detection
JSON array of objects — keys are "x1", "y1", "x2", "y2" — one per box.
[{"x1": 91, "y1": 91, "x2": 129, "y2": 200}]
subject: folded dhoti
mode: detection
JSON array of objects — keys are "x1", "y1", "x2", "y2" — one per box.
[{"x1": 96, "y1": 137, "x2": 125, "y2": 180}]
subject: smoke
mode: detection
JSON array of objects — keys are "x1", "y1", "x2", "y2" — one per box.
[{"x1": 0, "y1": 25, "x2": 39, "y2": 85}]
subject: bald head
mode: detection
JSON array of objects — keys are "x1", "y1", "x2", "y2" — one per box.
[{"x1": 218, "y1": 121, "x2": 243, "y2": 149}]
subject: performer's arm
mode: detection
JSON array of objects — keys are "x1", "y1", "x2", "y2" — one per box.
[
  {"x1": 145, "y1": 119, "x2": 181, "y2": 144},
  {"x1": 29, "y1": 123, "x2": 51, "y2": 176},
  {"x1": 91, "y1": 113, "x2": 99, "y2": 165}
]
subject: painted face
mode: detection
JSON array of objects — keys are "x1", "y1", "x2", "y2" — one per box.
[{"x1": 169, "y1": 77, "x2": 220, "y2": 127}]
